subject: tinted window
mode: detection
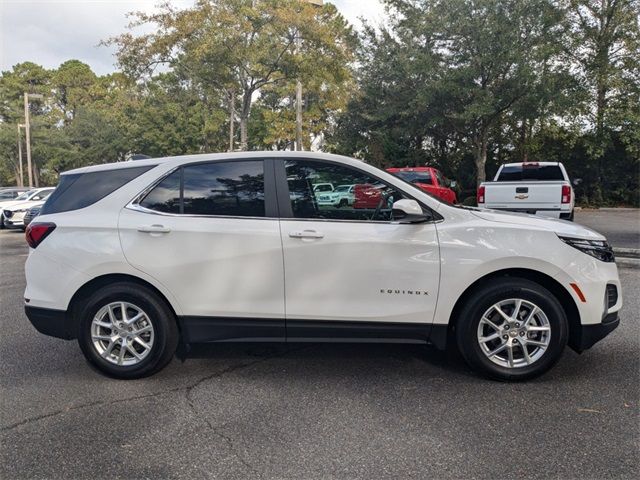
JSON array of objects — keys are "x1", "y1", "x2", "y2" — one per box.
[
  {"x1": 140, "y1": 170, "x2": 181, "y2": 214},
  {"x1": 286, "y1": 160, "x2": 408, "y2": 221},
  {"x1": 497, "y1": 165, "x2": 564, "y2": 181},
  {"x1": 41, "y1": 166, "x2": 155, "y2": 215},
  {"x1": 395, "y1": 171, "x2": 433, "y2": 185},
  {"x1": 183, "y1": 161, "x2": 264, "y2": 216},
  {"x1": 0, "y1": 191, "x2": 15, "y2": 199}
]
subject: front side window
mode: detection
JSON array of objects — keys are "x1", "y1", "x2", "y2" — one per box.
[
  {"x1": 285, "y1": 160, "x2": 408, "y2": 222},
  {"x1": 139, "y1": 161, "x2": 265, "y2": 217}
]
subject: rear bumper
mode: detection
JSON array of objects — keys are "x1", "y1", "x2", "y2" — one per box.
[
  {"x1": 25, "y1": 305, "x2": 75, "y2": 340},
  {"x1": 572, "y1": 312, "x2": 619, "y2": 352},
  {"x1": 482, "y1": 207, "x2": 571, "y2": 219}
]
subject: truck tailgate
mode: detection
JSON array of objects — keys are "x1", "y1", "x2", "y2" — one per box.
[{"x1": 484, "y1": 181, "x2": 564, "y2": 208}]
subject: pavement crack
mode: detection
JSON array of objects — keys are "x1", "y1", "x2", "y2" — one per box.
[{"x1": 1, "y1": 345, "x2": 313, "y2": 437}]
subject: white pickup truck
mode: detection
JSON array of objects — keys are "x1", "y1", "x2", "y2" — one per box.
[{"x1": 477, "y1": 162, "x2": 575, "y2": 221}]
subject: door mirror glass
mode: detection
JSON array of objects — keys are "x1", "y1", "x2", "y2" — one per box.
[{"x1": 392, "y1": 199, "x2": 429, "y2": 223}]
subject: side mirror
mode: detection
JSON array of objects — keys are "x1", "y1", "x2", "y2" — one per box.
[
  {"x1": 572, "y1": 178, "x2": 582, "y2": 186},
  {"x1": 392, "y1": 199, "x2": 429, "y2": 224},
  {"x1": 449, "y1": 180, "x2": 458, "y2": 189}
]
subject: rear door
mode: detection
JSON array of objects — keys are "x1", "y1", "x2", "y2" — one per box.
[
  {"x1": 276, "y1": 159, "x2": 440, "y2": 339},
  {"x1": 118, "y1": 159, "x2": 285, "y2": 340}
]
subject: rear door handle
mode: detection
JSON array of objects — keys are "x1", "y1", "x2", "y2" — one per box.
[
  {"x1": 137, "y1": 224, "x2": 171, "y2": 234},
  {"x1": 289, "y1": 229, "x2": 324, "y2": 239}
]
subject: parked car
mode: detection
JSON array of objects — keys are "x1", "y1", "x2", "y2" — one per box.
[
  {"x1": 22, "y1": 204, "x2": 42, "y2": 228},
  {"x1": 0, "y1": 187, "x2": 30, "y2": 202},
  {"x1": 1, "y1": 188, "x2": 54, "y2": 230},
  {"x1": 4, "y1": 199, "x2": 48, "y2": 230},
  {"x1": 386, "y1": 167, "x2": 458, "y2": 204},
  {"x1": 316, "y1": 184, "x2": 355, "y2": 207},
  {"x1": 0, "y1": 188, "x2": 54, "y2": 229},
  {"x1": 477, "y1": 162, "x2": 575, "y2": 220},
  {"x1": 24, "y1": 152, "x2": 621, "y2": 381}
]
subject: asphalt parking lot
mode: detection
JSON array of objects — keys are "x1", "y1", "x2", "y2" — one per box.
[{"x1": 1, "y1": 214, "x2": 639, "y2": 479}]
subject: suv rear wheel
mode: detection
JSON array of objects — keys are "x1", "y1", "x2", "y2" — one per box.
[
  {"x1": 77, "y1": 282, "x2": 178, "y2": 379},
  {"x1": 455, "y1": 278, "x2": 568, "y2": 381}
]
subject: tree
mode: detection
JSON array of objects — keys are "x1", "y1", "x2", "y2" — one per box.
[{"x1": 108, "y1": 0, "x2": 354, "y2": 150}]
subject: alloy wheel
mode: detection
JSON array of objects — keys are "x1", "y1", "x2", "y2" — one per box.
[
  {"x1": 91, "y1": 301, "x2": 155, "y2": 366},
  {"x1": 476, "y1": 298, "x2": 551, "y2": 369}
]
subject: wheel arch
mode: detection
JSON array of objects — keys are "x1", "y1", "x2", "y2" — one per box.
[
  {"x1": 67, "y1": 273, "x2": 180, "y2": 336},
  {"x1": 437, "y1": 268, "x2": 581, "y2": 352}
]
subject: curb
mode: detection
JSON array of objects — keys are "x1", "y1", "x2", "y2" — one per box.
[
  {"x1": 616, "y1": 257, "x2": 640, "y2": 269},
  {"x1": 613, "y1": 247, "x2": 640, "y2": 259}
]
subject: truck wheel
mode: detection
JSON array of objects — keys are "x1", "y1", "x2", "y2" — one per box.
[
  {"x1": 339, "y1": 199, "x2": 347, "y2": 208},
  {"x1": 77, "y1": 282, "x2": 178, "y2": 379},
  {"x1": 455, "y1": 278, "x2": 568, "y2": 381},
  {"x1": 569, "y1": 210, "x2": 575, "y2": 222}
]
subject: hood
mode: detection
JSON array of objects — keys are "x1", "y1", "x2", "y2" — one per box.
[
  {"x1": 2, "y1": 200, "x2": 42, "y2": 212},
  {"x1": 0, "y1": 199, "x2": 30, "y2": 210},
  {"x1": 470, "y1": 209, "x2": 606, "y2": 241}
]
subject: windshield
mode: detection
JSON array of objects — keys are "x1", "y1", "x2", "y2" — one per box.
[
  {"x1": 15, "y1": 190, "x2": 35, "y2": 201},
  {"x1": 497, "y1": 165, "x2": 564, "y2": 181},
  {"x1": 395, "y1": 171, "x2": 433, "y2": 185},
  {"x1": 335, "y1": 185, "x2": 351, "y2": 192}
]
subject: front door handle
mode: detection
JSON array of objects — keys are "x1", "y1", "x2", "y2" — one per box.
[
  {"x1": 289, "y1": 229, "x2": 324, "y2": 239},
  {"x1": 138, "y1": 224, "x2": 171, "y2": 234}
]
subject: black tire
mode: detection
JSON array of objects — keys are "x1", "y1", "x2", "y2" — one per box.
[
  {"x1": 77, "y1": 282, "x2": 178, "y2": 379},
  {"x1": 338, "y1": 199, "x2": 348, "y2": 208},
  {"x1": 0, "y1": 215, "x2": 5, "y2": 229},
  {"x1": 455, "y1": 278, "x2": 568, "y2": 381},
  {"x1": 568, "y1": 210, "x2": 575, "y2": 222}
]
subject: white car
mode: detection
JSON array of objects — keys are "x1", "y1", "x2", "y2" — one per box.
[
  {"x1": 316, "y1": 184, "x2": 355, "y2": 207},
  {"x1": 24, "y1": 152, "x2": 621, "y2": 380},
  {"x1": 478, "y1": 162, "x2": 575, "y2": 220},
  {"x1": 1, "y1": 188, "x2": 54, "y2": 229}
]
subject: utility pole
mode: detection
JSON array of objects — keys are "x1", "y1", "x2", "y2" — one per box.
[
  {"x1": 294, "y1": 0, "x2": 322, "y2": 151},
  {"x1": 23, "y1": 92, "x2": 43, "y2": 188},
  {"x1": 17, "y1": 124, "x2": 25, "y2": 187}
]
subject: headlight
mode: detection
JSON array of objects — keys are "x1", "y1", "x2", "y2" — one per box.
[{"x1": 559, "y1": 236, "x2": 615, "y2": 263}]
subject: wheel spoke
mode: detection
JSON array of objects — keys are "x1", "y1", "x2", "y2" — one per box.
[
  {"x1": 492, "y1": 305, "x2": 512, "y2": 322},
  {"x1": 525, "y1": 339, "x2": 548, "y2": 348},
  {"x1": 513, "y1": 299, "x2": 523, "y2": 320},
  {"x1": 133, "y1": 324, "x2": 152, "y2": 335},
  {"x1": 92, "y1": 334, "x2": 113, "y2": 341},
  {"x1": 479, "y1": 332, "x2": 501, "y2": 343},
  {"x1": 481, "y1": 317, "x2": 502, "y2": 332},
  {"x1": 101, "y1": 340, "x2": 116, "y2": 358},
  {"x1": 125, "y1": 312, "x2": 144, "y2": 326},
  {"x1": 127, "y1": 344, "x2": 144, "y2": 360},
  {"x1": 487, "y1": 343, "x2": 507, "y2": 357},
  {"x1": 527, "y1": 326, "x2": 550, "y2": 332},
  {"x1": 133, "y1": 336, "x2": 150, "y2": 351},
  {"x1": 520, "y1": 341, "x2": 532, "y2": 364},
  {"x1": 507, "y1": 344, "x2": 514, "y2": 367},
  {"x1": 523, "y1": 307, "x2": 538, "y2": 327},
  {"x1": 94, "y1": 320, "x2": 113, "y2": 329},
  {"x1": 120, "y1": 302, "x2": 128, "y2": 323},
  {"x1": 107, "y1": 305, "x2": 117, "y2": 324},
  {"x1": 117, "y1": 339, "x2": 127, "y2": 365}
]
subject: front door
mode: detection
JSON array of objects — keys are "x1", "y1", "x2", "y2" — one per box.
[{"x1": 277, "y1": 159, "x2": 440, "y2": 338}]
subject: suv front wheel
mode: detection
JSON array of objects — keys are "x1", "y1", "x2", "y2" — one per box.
[
  {"x1": 77, "y1": 282, "x2": 178, "y2": 379},
  {"x1": 455, "y1": 278, "x2": 568, "y2": 381}
]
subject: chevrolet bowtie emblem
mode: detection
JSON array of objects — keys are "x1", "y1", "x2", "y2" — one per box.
[{"x1": 515, "y1": 193, "x2": 529, "y2": 199}]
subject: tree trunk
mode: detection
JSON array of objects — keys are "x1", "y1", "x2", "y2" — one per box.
[
  {"x1": 239, "y1": 90, "x2": 252, "y2": 151},
  {"x1": 474, "y1": 129, "x2": 489, "y2": 186},
  {"x1": 228, "y1": 89, "x2": 235, "y2": 152}
]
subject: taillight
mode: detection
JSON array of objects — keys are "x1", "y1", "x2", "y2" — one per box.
[
  {"x1": 25, "y1": 222, "x2": 56, "y2": 248},
  {"x1": 561, "y1": 185, "x2": 571, "y2": 204},
  {"x1": 477, "y1": 185, "x2": 485, "y2": 204}
]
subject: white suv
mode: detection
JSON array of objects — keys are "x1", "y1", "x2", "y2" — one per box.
[{"x1": 24, "y1": 152, "x2": 622, "y2": 380}]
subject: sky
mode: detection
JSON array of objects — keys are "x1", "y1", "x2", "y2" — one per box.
[{"x1": 0, "y1": 0, "x2": 386, "y2": 75}]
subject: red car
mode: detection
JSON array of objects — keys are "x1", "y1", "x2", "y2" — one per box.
[{"x1": 386, "y1": 167, "x2": 458, "y2": 204}]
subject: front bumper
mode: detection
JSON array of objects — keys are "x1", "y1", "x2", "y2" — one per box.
[
  {"x1": 572, "y1": 312, "x2": 619, "y2": 352},
  {"x1": 25, "y1": 305, "x2": 75, "y2": 340}
]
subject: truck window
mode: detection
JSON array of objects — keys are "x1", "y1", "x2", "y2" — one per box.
[{"x1": 497, "y1": 165, "x2": 565, "y2": 181}]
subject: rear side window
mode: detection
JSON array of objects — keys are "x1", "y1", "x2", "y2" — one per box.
[
  {"x1": 497, "y1": 165, "x2": 565, "y2": 181},
  {"x1": 40, "y1": 165, "x2": 155, "y2": 215},
  {"x1": 139, "y1": 161, "x2": 265, "y2": 217}
]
